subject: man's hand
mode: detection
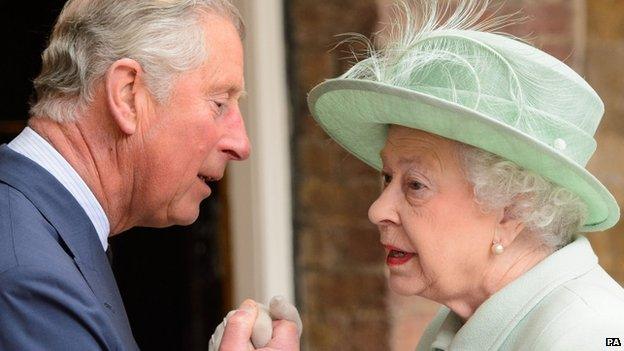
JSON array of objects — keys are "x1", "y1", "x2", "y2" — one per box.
[
  {"x1": 209, "y1": 298, "x2": 301, "y2": 351},
  {"x1": 258, "y1": 320, "x2": 300, "y2": 351},
  {"x1": 213, "y1": 300, "x2": 257, "y2": 351}
]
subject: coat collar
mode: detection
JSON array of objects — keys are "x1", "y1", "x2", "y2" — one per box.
[
  {"x1": 428, "y1": 235, "x2": 598, "y2": 350},
  {"x1": 0, "y1": 145, "x2": 126, "y2": 318}
]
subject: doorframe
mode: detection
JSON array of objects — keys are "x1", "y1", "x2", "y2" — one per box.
[{"x1": 227, "y1": 0, "x2": 294, "y2": 305}]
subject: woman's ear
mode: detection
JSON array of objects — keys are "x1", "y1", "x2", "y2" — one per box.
[
  {"x1": 495, "y1": 208, "x2": 525, "y2": 247},
  {"x1": 105, "y1": 58, "x2": 145, "y2": 135}
]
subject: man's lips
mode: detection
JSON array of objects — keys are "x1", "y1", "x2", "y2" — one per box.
[
  {"x1": 197, "y1": 172, "x2": 223, "y2": 186},
  {"x1": 383, "y1": 245, "x2": 416, "y2": 266},
  {"x1": 197, "y1": 175, "x2": 219, "y2": 184},
  {"x1": 197, "y1": 174, "x2": 221, "y2": 195}
]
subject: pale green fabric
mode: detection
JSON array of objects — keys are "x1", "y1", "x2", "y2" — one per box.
[
  {"x1": 416, "y1": 236, "x2": 624, "y2": 351},
  {"x1": 308, "y1": 30, "x2": 620, "y2": 231}
]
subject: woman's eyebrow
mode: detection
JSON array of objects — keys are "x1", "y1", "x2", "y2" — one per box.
[
  {"x1": 380, "y1": 149, "x2": 443, "y2": 174},
  {"x1": 399, "y1": 153, "x2": 442, "y2": 173}
]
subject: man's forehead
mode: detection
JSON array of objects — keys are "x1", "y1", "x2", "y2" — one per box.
[{"x1": 197, "y1": 16, "x2": 245, "y2": 96}]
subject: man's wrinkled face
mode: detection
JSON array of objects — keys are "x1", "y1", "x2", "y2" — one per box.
[{"x1": 136, "y1": 14, "x2": 249, "y2": 227}]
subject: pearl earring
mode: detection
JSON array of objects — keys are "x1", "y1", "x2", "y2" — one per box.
[
  {"x1": 491, "y1": 227, "x2": 504, "y2": 255},
  {"x1": 491, "y1": 242, "x2": 504, "y2": 255}
]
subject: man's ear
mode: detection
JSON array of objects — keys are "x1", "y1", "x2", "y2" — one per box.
[
  {"x1": 105, "y1": 58, "x2": 145, "y2": 135},
  {"x1": 494, "y1": 207, "x2": 525, "y2": 247}
]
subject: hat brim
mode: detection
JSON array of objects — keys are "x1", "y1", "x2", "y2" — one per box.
[{"x1": 308, "y1": 79, "x2": 620, "y2": 232}]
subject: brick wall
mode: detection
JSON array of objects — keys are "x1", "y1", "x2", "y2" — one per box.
[
  {"x1": 287, "y1": 1, "x2": 387, "y2": 350},
  {"x1": 288, "y1": 0, "x2": 623, "y2": 349},
  {"x1": 585, "y1": 0, "x2": 624, "y2": 283}
]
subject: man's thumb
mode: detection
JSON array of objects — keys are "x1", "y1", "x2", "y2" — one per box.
[{"x1": 218, "y1": 299, "x2": 258, "y2": 351}]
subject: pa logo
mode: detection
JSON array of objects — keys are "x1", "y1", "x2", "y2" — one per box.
[{"x1": 607, "y1": 338, "x2": 622, "y2": 347}]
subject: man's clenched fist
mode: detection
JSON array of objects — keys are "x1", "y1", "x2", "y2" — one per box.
[{"x1": 209, "y1": 297, "x2": 302, "y2": 351}]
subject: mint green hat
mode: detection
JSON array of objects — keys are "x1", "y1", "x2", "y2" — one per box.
[{"x1": 308, "y1": 13, "x2": 619, "y2": 232}]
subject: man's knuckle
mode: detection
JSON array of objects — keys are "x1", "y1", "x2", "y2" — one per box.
[
  {"x1": 227, "y1": 310, "x2": 252, "y2": 326},
  {"x1": 279, "y1": 320, "x2": 299, "y2": 334}
]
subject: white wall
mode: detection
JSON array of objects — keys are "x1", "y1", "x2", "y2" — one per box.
[{"x1": 227, "y1": 0, "x2": 294, "y2": 306}]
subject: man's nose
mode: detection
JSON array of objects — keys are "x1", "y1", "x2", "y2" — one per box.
[{"x1": 223, "y1": 105, "x2": 251, "y2": 161}]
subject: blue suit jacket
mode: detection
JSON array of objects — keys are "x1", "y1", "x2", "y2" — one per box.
[{"x1": 0, "y1": 145, "x2": 138, "y2": 350}]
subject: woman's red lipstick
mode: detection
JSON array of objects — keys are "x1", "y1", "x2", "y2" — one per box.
[{"x1": 384, "y1": 245, "x2": 415, "y2": 266}]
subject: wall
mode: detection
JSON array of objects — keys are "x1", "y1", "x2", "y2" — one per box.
[
  {"x1": 287, "y1": 1, "x2": 388, "y2": 350},
  {"x1": 585, "y1": 0, "x2": 624, "y2": 283}
]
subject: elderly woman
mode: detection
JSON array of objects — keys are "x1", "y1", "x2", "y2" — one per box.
[{"x1": 308, "y1": 1, "x2": 624, "y2": 349}]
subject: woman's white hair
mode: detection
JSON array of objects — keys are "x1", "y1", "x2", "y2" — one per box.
[
  {"x1": 30, "y1": 0, "x2": 244, "y2": 122},
  {"x1": 459, "y1": 144, "x2": 586, "y2": 250}
]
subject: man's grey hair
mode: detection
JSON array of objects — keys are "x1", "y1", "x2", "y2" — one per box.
[
  {"x1": 30, "y1": 0, "x2": 244, "y2": 122},
  {"x1": 459, "y1": 144, "x2": 587, "y2": 251}
]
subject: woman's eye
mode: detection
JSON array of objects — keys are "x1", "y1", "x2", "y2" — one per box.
[
  {"x1": 381, "y1": 173, "x2": 392, "y2": 186},
  {"x1": 408, "y1": 180, "x2": 425, "y2": 191}
]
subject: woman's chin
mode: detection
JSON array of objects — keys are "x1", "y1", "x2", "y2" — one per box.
[{"x1": 388, "y1": 276, "x2": 426, "y2": 296}]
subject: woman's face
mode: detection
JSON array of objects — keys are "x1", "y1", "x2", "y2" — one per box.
[{"x1": 368, "y1": 126, "x2": 498, "y2": 302}]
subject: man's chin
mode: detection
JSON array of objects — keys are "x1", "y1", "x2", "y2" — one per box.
[
  {"x1": 172, "y1": 210, "x2": 201, "y2": 227},
  {"x1": 175, "y1": 216, "x2": 199, "y2": 227},
  {"x1": 159, "y1": 205, "x2": 202, "y2": 228}
]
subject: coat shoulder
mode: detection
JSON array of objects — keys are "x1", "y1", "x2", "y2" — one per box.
[{"x1": 516, "y1": 266, "x2": 624, "y2": 350}]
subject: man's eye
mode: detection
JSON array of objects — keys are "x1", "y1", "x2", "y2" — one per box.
[{"x1": 211, "y1": 101, "x2": 228, "y2": 115}]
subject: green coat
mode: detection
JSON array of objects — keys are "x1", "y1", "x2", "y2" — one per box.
[{"x1": 416, "y1": 236, "x2": 624, "y2": 350}]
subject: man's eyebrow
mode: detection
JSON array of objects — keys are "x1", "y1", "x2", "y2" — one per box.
[
  {"x1": 208, "y1": 84, "x2": 246, "y2": 99},
  {"x1": 209, "y1": 77, "x2": 244, "y2": 91}
]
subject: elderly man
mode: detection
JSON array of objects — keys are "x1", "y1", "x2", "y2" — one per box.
[{"x1": 0, "y1": 1, "x2": 299, "y2": 350}]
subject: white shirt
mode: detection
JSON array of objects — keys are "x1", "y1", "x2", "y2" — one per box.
[{"x1": 8, "y1": 127, "x2": 110, "y2": 251}]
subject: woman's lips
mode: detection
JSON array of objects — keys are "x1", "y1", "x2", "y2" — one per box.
[{"x1": 384, "y1": 245, "x2": 416, "y2": 266}]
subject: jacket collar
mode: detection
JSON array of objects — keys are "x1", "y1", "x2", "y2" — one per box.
[{"x1": 429, "y1": 235, "x2": 598, "y2": 350}]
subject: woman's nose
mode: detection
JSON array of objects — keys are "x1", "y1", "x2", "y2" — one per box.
[{"x1": 368, "y1": 185, "x2": 400, "y2": 226}]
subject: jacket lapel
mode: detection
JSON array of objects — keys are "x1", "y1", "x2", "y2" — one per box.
[{"x1": 0, "y1": 145, "x2": 132, "y2": 332}]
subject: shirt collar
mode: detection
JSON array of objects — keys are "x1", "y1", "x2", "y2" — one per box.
[
  {"x1": 428, "y1": 235, "x2": 598, "y2": 350},
  {"x1": 8, "y1": 127, "x2": 110, "y2": 251}
]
